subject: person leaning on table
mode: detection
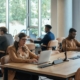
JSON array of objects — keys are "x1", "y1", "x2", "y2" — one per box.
[
  {"x1": 6, "y1": 33, "x2": 39, "y2": 80},
  {"x1": 62, "y1": 28, "x2": 80, "y2": 51}
]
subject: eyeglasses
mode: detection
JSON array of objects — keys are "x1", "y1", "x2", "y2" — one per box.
[{"x1": 21, "y1": 39, "x2": 27, "y2": 41}]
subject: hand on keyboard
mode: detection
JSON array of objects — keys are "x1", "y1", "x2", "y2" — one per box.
[{"x1": 28, "y1": 59, "x2": 38, "y2": 63}]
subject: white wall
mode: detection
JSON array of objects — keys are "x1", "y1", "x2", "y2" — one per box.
[
  {"x1": 57, "y1": 0, "x2": 64, "y2": 37},
  {"x1": 72, "y1": 0, "x2": 80, "y2": 41},
  {"x1": 64, "y1": 0, "x2": 72, "y2": 37},
  {"x1": 51, "y1": 0, "x2": 58, "y2": 38},
  {"x1": 51, "y1": 0, "x2": 72, "y2": 38}
]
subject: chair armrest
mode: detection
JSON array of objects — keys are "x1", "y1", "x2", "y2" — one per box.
[
  {"x1": 0, "y1": 51, "x2": 5, "y2": 53},
  {"x1": 41, "y1": 45, "x2": 47, "y2": 47}
]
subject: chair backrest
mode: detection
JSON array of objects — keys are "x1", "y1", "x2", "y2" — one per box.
[
  {"x1": 1, "y1": 55, "x2": 10, "y2": 65},
  {"x1": 56, "y1": 37, "x2": 65, "y2": 43},
  {"x1": 1, "y1": 55, "x2": 18, "y2": 80},
  {"x1": 27, "y1": 43, "x2": 35, "y2": 53},
  {"x1": 75, "y1": 68, "x2": 80, "y2": 80},
  {"x1": 47, "y1": 40, "x2": 58, "y2": 50},
  {"x1": 1, "y1": 55, "x2": 10, "y2": 73}
]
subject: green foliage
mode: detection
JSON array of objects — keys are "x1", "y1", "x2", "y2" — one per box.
[
  {"x1": 30, "y1": 28, "x2": 38, "y2": 36},
  {"x1": 41, "y1": 0, "x2": 51, "y2": 18},
  {"x1": 10, "y1": 0, "x2": 26, "y2": 24},
  {"x1": 0, "y1": 0, "x2": 50, "y2": 36},
  {"x1": 31, "y1": 0, "x2": 38, "y2": 18},
  {"x1": 0, "y1": 0, "x2": 6, "y2": 22}
]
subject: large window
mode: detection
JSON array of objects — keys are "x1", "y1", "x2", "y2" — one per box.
[
  {"x1": 0, "y1": 0, "x2": 51, "y2": 38},
  {"x1": 41, "y1": 0, "x2": 51, "y2": 36},
  {"x1": 30, "y1": 0, "x2": 38, "y2": 26},
  {"x1": 29, "y1": 0, "x2": 39, "y2": 38},
  {"x1": 9, "y1": 0, "x2": 26, "y2": 36},
  {"x1": 0, "y1": 0, "x2": 6, "y2": 27}
]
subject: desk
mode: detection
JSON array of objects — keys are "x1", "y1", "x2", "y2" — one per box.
[{"x1": 2, "y1": 51, "x2": 80, "y2": 80}]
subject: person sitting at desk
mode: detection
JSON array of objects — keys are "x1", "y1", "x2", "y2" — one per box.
[
  {"x1": 30, "y1": 25, "x2": 55, "y2": 51},
  {"x1": 7, "y1": 33, "x2": 39, "y2": 80},
  {"x1": 0, "y1": 27, "x2": 13, "y2": 58},
  {"x1": 62, "y1": 28, "x2": 80, "y2": 51}
]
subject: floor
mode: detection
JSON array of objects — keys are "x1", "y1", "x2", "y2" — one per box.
[
  {"x1": 0, "y1": 77, "x2": 52, "y2": 80},
  {"x1": 39, "y1": 76, "x2": 52, "y2": 80},
  {"x1": 0, "y1": 77, "x2": 2, "y2": 80}
]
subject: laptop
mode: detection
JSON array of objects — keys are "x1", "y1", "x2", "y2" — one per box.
[{"x1": 34, "y1": 50, "x2": 52, "y2": 64}]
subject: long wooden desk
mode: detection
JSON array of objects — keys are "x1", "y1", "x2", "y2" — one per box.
[{"x1": 2, "y1": 51, "x2": 80, "y2": 80}]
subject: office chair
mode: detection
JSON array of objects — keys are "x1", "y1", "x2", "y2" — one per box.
[
  {"x1": 56, "y1": 37, "x2": 65, "y2": 43},
  {"x1": 39, "y1": 40, "x2": 59, "y2": 80},
  {"x1": 56, "y1": 37, "x2": 65, "y2": 49},
  {"x1": 1, "y1": 55, "x2": 18, "y2": 80},
  {"x1": 75, "y1": 68, "x2": 80, "y2": 80},
  {"x1": 27, "y1": 43, "x2": 35, "y2": 53},
  {"x1": 41, "y1": 40, "x2": 58, "y2": 50}
]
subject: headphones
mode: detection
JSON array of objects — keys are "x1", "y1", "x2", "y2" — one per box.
[{"x1": 14, "y1": 34, "x2": 19, "y2": 42}]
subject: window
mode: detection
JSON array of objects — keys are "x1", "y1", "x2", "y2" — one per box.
[
  {"x1": 41, "y1": 0, "x2": 51, "y2": 36},
  {"x1": 28, "y1": 0, "x2": 38, "y2": 38},
  {"x1": 29, "y1": 0, "x2": 51, "y2": 38},
  {"x1": 29, "y1": 28, "x2": 38, "y2": 39},
  {"x1": 9, "y1": 0, "x2": 26, "y2": 36},
  {"x1": 0, "y1": 0, "x2": 51, "y2": 38},
  {"x1": 30, "y1": 0, "x2": 38, "y2": 26},
  {"x1": 0, "y1": 0, "x2": 6, "y2": 27}
]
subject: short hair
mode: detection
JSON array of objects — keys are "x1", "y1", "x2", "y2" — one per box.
[
  {"x1": 69, "y1": 28, "x2": 76, "y2": 33},
  {"x1": 45, "y1": 25, "x2": 52, "y2": 29},
  {"x1": 18, "y1": 33, "x2": 27, "y2": 39},
  {"x1": 0, "y1": 27, "x2": 7, "y2": 33}
]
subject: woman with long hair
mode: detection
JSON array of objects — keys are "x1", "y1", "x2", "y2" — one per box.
[{"x1": 7, "y1": 33, "x2": 39, "y2": 80}]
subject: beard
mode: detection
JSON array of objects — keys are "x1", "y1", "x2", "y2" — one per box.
[{"x1": 71, "y1": 36, "x2": 75, "y2": 39}]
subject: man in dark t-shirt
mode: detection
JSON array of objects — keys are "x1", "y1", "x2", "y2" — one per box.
[{"x1": 0, "y1": 27, "x2": 13, "y2": 58}]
